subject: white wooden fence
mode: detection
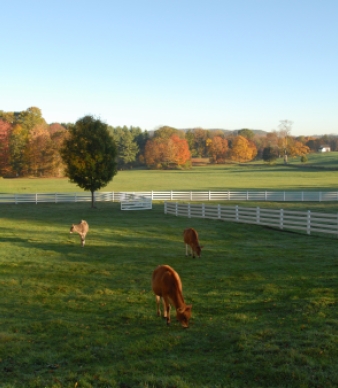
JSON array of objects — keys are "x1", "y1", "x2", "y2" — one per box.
[
  {"x1": 120, "y1": 193, "x2": 152, "y2": 210},
  {"x1": 1, "y1": 190, "x2": 338, "y2": 204},
  {"x1": 164, "y1": 202, "x2": 338, "y2": 237}
]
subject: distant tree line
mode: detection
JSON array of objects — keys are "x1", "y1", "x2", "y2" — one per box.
[{"x1": 0, "y1": 108, "x2": 337, "y2": 177}]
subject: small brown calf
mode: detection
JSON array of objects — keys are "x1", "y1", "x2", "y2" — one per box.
[
  {"x1": 70, "y1": 220, "x2": 89, "y2": 247},
  {"x1": 183, "y1": 227, "x2": 203, "y2": 258},
  {"x1": 152, "y1": 265, "x2": 192, "y2": 328}
]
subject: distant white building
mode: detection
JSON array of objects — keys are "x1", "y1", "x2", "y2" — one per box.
[{"x1": 318, "y1": 146, "x2": 331, "y2": 152}]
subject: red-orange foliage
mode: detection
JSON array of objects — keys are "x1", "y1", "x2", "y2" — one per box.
[
  {"x1": 144, "y1": 134, "x2": 191, "y2": 168},
  {"x1": 208, "y1": 136, "x2": 229, "y2": 163},
  {"x1": 0, "y1": 120, "x2": 13, "y2": 176}
]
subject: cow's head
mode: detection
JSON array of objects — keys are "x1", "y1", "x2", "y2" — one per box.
[
  {"x1": 195, "y1": 245, "x2": 203, "y2": 258},
  {"x1": 69, "y1": 225, "x2": 75, "y2": 234},
  {"x1": 176, "y1": 305, "x2": 192, "y2": 328}
]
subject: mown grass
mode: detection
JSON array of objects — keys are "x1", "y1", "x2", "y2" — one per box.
[
  {"x1": 1, "y1": 202, "x2": 338, "y2": 387},
  {"x1": 1, "y1": 155, "x2": 338, "y2": 194},
  {"x1": 291, "y1": 152, "x2": 338, "y2": 168}
]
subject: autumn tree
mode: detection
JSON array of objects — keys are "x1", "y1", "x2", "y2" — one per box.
[
  {"x1": 17, "y1": 107, "x2": 46, "y2": 131},
  {"x1": 192, "y1": 128, "x2": 209, "y2": 157},
  {"x1": 9, "y1": 124, "x2": 29, "y2": 176},
  {"x1": 208, "y1": 136, "x2": 229, "y2": 163},
  {"x1": 60, "y1": 115, "x2": 118, "y2": 208},
  {"x1": 168, "y1": 135, "x2": 191, "y2": 166},
  {"x1": 49, "y1": 124, "x2": 68, "y2": 177},
  {"x1": 230, "y1": 135, "x2": 257, "y2": 163},
  {"x1": 144, "y1": 135, "x2": 191, "y2": 169},
  {"x1": 144, "y1": 137, "x2": 166, "y2": 168},
  {"x1": 0, "y1": 120, "x2": 12, "y2": 176},
  {"x1": 25, "y1": 124, "x2": 54, "y2": 176},
  {"x1": 288, "y1": 139, "x2": 310, "y2": 158}
]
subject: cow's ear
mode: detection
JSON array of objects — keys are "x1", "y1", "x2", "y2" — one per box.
[{"x1": 186, "y1": 305, "x2": 192, "y2": 312}]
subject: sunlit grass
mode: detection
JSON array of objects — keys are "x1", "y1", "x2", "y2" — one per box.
[
  {"x1": 1, "y1": 202, "x2": 338, "y2": 387},
  {"x1": 1, "y1": 157, "x2": 338, "y2": 194}
]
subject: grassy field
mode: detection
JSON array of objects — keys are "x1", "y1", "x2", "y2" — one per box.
[
  {"x1": 290, "y1": 151, "x2": 338, "y2": 168},
  {"x1": 1, "y1": 159, "x2": 338, "y2": 387},
  {"x1": 1, "y1": 200, "x2": 338, "y2": 387},
  {"x1": 1, "y1": 157, "x2": 338, "y2": 194}
]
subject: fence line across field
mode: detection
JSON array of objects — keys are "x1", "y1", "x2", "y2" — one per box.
[
  {"x1": 1, "y1": 190, "x2": 338, "y2": 204},
  {"x1": 164, "y1": 202, "x2": 338, "y2": 238}
]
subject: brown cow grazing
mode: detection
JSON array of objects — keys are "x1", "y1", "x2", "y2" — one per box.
[
  {"x1": 183, "y1": 227, "x2": 203, "y2": 258},
  {"x1": 70, "y1": 220, "x2": 89, "y2": 247},
  {"x1": 152, "y1": 265, "x2": 192, "y2": 328}
]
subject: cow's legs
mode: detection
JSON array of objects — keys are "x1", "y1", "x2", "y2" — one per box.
[
  {"x1": 155, "y1": 295, "x2": 161, "y2": 316},
  {"x1": 163, "y1": 297, "x2": 171, "y2": 325},
  {"x1": 185, "y1": 244, "x2": 191, "y2": 256}
]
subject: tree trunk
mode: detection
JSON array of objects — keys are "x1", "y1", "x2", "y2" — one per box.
[{"x1": 91, "y1": 190, "x2": 96, "y2": 208}]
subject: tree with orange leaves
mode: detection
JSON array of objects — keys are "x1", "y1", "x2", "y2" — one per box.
[
  {"x1": 288, "y1": 139, "x2": 310, "y2": 157},
  {"x1": 144, "y1": 134, "x2": 191, "y2": 169},
  {"x1": 0, "y1": 119, "x2": 12, "y2": 176},
  {"x1": 208, "y1": 136, "x2": 229, "y2": 163}
]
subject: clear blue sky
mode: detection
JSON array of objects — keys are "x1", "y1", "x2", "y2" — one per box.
[{"x1": 1, "y1": 0, "x2": 337, "y2": 136}]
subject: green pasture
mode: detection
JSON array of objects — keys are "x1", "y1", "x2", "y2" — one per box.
[
  {"x1": 1, "y1": 201, "x2": 338, "y2": 387},
  {"x1": 290, "y1": 151, "x2": 338, "y2": 168},
  {"x1": 1, "y1": 157, "x2": 338, "y2": 194}
]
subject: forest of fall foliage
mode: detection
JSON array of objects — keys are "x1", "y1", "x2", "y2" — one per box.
[{"x1": 0, "y1": 107, "x2": 337, "y2": 177}]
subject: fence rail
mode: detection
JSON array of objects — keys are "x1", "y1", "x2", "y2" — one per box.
[
  {"x1": 164, "y1": 202, "x2": 338, "y2": 238},
  {"x1": 120, "y1": 193, "x2": 152, "y2": 210},
  {"x1": 1, "y1": 190, "x2": 338, "y2": 204}
]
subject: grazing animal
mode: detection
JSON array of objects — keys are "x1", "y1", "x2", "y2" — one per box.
[
  {"x1": 70, "y1": 220, "x2": 89, "y2": 247},
  {"x1": 183, "y1": 227, "x2": 203, "y2": 258},
  {"x1": 152, "y1": 264, "x2": 192, "y2": 328}
]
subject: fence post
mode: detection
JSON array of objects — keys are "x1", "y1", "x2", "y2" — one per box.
[
  {"x1": 208, "y1": 190, "x2": 211, "y2": 201},
  {"x1": 235, "y1": 205, "x2": 239, "y2": 222},
  {"x1": 164, "y1": 202, "x2": 167, "y2": 214},
  {"x1": 280, "y1": 209, "x2": 284, "y2": 229},
  {"x1": 265, "y1": 191, "x2": 267, "y2": 201},
  {"x1": 228, "y1": 191, "x2": 230, "y2": 201},
  {"x1": 36, "y1": 193, "x2": 38, "y2": 205},
  {"x1": 175, "y1": 202, "x2": 178, "y2": 216},
  {"x1": 256, "y1": 207, "x2": 260, "y2": 224},
  {"x1": 307, "y1": 210, "x2": 311, "y2": 235},
  {"x1": 246, "y1": 191, "x2": 249, "y2": 200},
  {"x1": 190, "y1": 191, "x2": 192, "y2": 201},
  {"x1": 284, "y1": 191, "x2": 286, "y2": 202},
  {"x1": 202, "y1": 203, "x2": 205, "y2": 218},
  {"x1": 218, "y1": 204, "x2": 221, "y2": 219},
  {"x1": 188, "y1": 203, "x2": 191, "y2": 218}
]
